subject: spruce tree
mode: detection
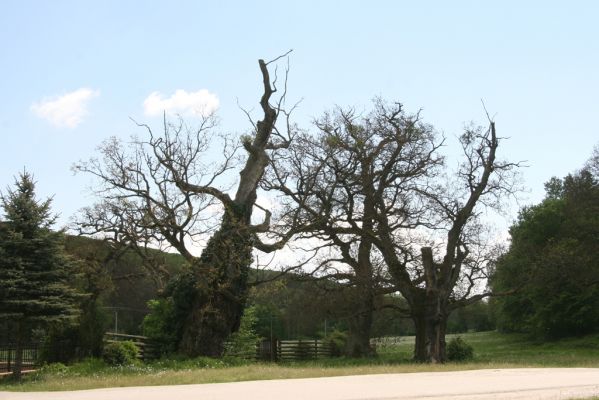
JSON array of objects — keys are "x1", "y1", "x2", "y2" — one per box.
[{"x1": 0, "y1": 172, "x2": 79, "y2": 379}]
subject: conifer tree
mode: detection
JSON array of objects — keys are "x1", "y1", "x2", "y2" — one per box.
[{"x1": 0, "y1": 172, "x2": 79, "y2": 379}]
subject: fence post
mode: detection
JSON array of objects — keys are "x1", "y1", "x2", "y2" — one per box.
[
  {"x1": 276, "y1": 339, "x2": 281, "y2": 361},
  {"x1": 7, "y1": 347, "x2": 11, "y2": 372}
]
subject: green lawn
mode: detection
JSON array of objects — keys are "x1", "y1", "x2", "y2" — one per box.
[
  {"x1": 385, "y1": 331, "x2": 599, "y2": 367},
  {"x1": 2, "y1": 331, "x2": 599, "y2": 392}
]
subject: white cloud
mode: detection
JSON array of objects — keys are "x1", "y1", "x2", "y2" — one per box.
[
  {"x1": 31, "y1": 88, "x2": 100, "y2": 128},
  {"x1": 143, "y1": 89, "x2": 219, "y2": 117}
]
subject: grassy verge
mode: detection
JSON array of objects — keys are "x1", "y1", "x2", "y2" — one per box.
[{"x1": 2, "y1": 331, "x2": 599, "y2": 392}]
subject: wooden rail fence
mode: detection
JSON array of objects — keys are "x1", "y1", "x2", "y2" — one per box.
[
  {"x1": 256, "y1": 339, "x2": 332, "y2": 361},
  {"x1": 103, "y1": 332, "x2": 160, "y2": 361},
  {"x1": 103, "y1": 334, "x2": 334, "y2": 362},
  {"x1": 1, "y1": 336, "x2": 334, "y2": 371}
]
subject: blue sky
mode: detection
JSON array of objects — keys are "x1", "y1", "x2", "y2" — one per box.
[{"x1": 1, "y1": 1, "x2": 597, "y2": 231}]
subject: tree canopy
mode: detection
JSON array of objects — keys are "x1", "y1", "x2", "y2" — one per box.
[
  {"x1": 266, "y1": 100, "x2": 519, "y2": 362},
  {"x1": 491, "y1": 147, "x2": 599, "y2": 338}
]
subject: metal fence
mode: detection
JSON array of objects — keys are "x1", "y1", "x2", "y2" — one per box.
[{"x1": 0, "y1": 343, "x2": 39, "y2": 373}]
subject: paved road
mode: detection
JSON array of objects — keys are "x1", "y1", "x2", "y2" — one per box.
[{"x1": 2, "y1": 368, "x2": 599, "y2": 400}]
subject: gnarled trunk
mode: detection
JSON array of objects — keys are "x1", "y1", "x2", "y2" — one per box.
[
  {"x1": 411, "y1": 291, "x2": 449, "y2": 363},
  {"x1": 178, "y1": 58, "x2": 279, "y2": 357},
  {"x1": 179, "y1": 212, "x2": 252, "y2": 356},
  {"x1": 423, "y1": 305, "x2": 448, "y2": 364}
]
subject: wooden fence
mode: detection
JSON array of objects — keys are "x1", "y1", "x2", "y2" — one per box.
[
  {"x1": 0, "y1": 344, "x2": 39, "y2": 373},
  {"x1": 1, "y1": 336, "x2": 334, "y2": 370},
  {"x1": 257, "y1": 339, "x2": 332, "y2": 361},
  {"x1": 102, "y1": 334, "x2": 332, "y2": 362},
  {"x1": 103, "y1": 332, "x2": 159, "y2": 361}
]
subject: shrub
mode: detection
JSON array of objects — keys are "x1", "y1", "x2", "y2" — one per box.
[
  {"x1": 102, "y1": 341, "x2": 139, "y2": 366},
  {"x1": 37, "y1": 362, "x2": 69, "y2": 375},
  {"x1": 325, "y1": 329, "x2": 348, "y2": 357},
  {"x1": 143, "y1": 298, "x2": 178, "y2": 355},
  {"x1": 446, "y1": 336, "x2": 474, "y2": 361},
  {"x1": 142, "y1": 270, "x2": 197, "y2": 356},
  {"x1": 223, "y1": 306, "x2": 260, "y2": 358}
]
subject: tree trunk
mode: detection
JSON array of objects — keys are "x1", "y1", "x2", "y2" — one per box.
[
  {"x1": 411, "y1": 293, "x2": 449, "y2": 363},
  {"x1": 179, "y1": 212, "x2": 253, "y2": 356},
  {"x1": 347, "y1": 314, "x2": 374, "y2": 357},
  {"x1": 177, "y1": 58, "x2": 280, "y2": 357},
  {"x1": 412, "y1": 311, "x2": 427, "y2": 362},
  {"x1": 12, "y1": 320, "x2": 23, "y2": 381},
  {"x1": 424, "y1": 307, "x2": 447, "y2": 364},
  {"x1": 346, "y1": 285, "x2": 375, "y2": 357}
]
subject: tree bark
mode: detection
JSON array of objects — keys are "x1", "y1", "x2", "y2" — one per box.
[
  {"x1": 410, "y1": 247, "x2": 450, "y2": 363},
  {"x1": 179, "y1": 212, "x2": 253, "y2": 356},
  {"x1": 423, "y1": 298, "x2": 448, "y2": 364},
  {"x1": 411, "y1": 290, "x2": 449, "y2": 363},
  {"x1": 346, "y1": 282, "x2": 375, "y2": 357},
  {"x1": 412, "y1": 308, "x2": 427, "y2": 362}
]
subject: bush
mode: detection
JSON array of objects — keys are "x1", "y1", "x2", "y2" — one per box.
[
  {"x1": 325, "y1": 329, "x2": 348, "y2": 357},
  {"x1": 223, "y1": 306, "x2": 260, "y2": 358},
  {"x1": 142, "y1": 270, "x2": 197, "y2": 356},
  {"x1": 102, "y1": 341, "x2": 139, "y2": 366},
  {"x1": 446, "y1": 336, "x2": 474, "y2": 361},
  {"x1": 37, "y1": 362, "x2": 69, "y2": 376},
  {"x1": 143, "y1": 298, "x2": 178, "y2": 355}
]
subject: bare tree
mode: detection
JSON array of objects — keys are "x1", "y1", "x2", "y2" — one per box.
[
  {"x1": 268, "y1": 100, "x2": 520, "y2": 362},
  {"x1": 384, "y1": 121, "x2": 521, "y2": 363},
  {"x1": 74, "y1": 54, "x2": 296, "y2": 356},
  {"x1": 264, "y1": 100, "x2": 443, "y2": 356}
]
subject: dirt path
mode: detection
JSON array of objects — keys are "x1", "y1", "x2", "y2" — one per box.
[{"x1": 2, "y1": 368, "x2": 599, "y2": 400}]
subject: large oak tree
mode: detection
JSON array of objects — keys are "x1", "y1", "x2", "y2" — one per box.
[
  {"x1": 75, "y1": 55, "x2": 296, "y2": 356},
  {"x1": 269, "y1": 100, "x2": 519, "y2": 362}
]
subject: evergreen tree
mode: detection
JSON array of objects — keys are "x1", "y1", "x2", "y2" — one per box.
[{"x1": 0, "y1": 172, "x2": 79, "y2": 379}]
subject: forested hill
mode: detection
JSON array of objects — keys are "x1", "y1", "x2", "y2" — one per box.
[
  {"x1": 63, "y1": 235, "x2": 187, "y2": 334},
  {"x1": 62, "y1": 235, "x2": 289, "y2": 335}
]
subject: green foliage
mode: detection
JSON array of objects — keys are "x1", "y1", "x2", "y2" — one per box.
[
  {"x1": 64, "y1": 235, "x2": 186, "y2": 338},
  {"x1": 143, "y1": 298, "x2": 178, "y2": 354},
  {"x1": 39, "y1": 325, "x2": 79, "y2": 364},
  {"x1": 102, "y1": 341, "x2": 139, "y2": 366},
  {"x1": 142, "y1": 269, "x2": 196, "y2": 355},
  {"x1": 447, "y1": 302, "x2": 495, "y2": 333},
  {"x1": 0, "y1": 172, "x2": 80, "y2": 347},
  {"x1": 325, "y1": 329, "x2": 348, "y2": 357},
  {"x1": 491, "y1": 151, "x2": 599, "y2": 338},
  {"x1": 224, "y1": 306, "x2": 260, "y2": 358},
  {"x1": 247, "y1": 276, "x2": 351, "y2": 341},
  {"x1": 0, "y1": 173, "x2": 81, "y2": 324},
  {"x1": 76, "y1": 300, "x2": 109, "y2": 358},
  {"x1": 446, "y1": 337, "x2": 474, "y2": 361},
  {"x1": 37, "y1": 362, "x2": 69, "y2": 376},
  {"x1": 38, "y1": 300, "x2": 109, "y2": 364}
]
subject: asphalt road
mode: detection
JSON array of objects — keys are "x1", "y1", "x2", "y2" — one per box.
[{"x1": 2, "y1": 368, "x2": 599, "y2": 400}]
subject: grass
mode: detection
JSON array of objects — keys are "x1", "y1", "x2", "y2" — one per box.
[{"x1": 2, "y1": 331, "x2": 599, "y2": 392}]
